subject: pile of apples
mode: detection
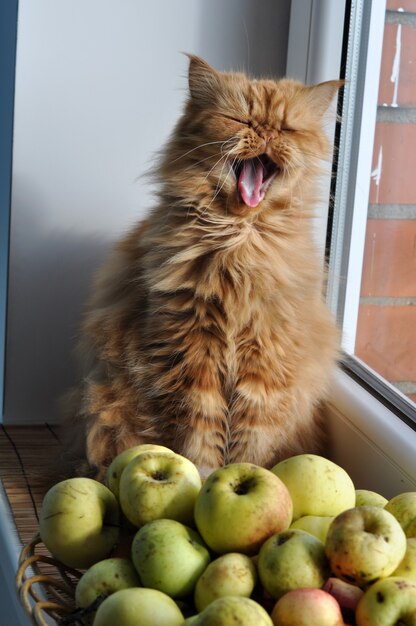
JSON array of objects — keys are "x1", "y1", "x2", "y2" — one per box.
[{"x1": 38, "y1": 444, "x2": 416, "y2": 626}]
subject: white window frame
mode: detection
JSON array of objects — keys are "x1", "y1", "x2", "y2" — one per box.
[
  {"x1": 287, "y1": 0, "x2": 416, "y2": 494},
  {"x1": 286, "y1": 0, "x2": 346, "y2": 258},
  {"x1": 326, "y1": 0, "x2": 386, "y2": 353}
]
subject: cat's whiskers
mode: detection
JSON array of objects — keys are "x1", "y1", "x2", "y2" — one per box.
[
  {"x1": 171, "y1": 140, "x2": 230, "y2": 164},
  {"x1": 199, "y1": 154, "x2": 238, "y2": 219},
  {"x1": 183, "y1": 150, "x2": 230, "y2": 220},
  {"x1": 195, "y1": 152, "x2": 230, "y2": 193},
  {"x1": 183, "y1": 152, "x2": 231, "y2": 221},
  {"x1": 212, "y1": 152, "x2": 235, "y2": 200},
  {"x1": 184, "y1": 137, "x2": 237, "y2": 169}
]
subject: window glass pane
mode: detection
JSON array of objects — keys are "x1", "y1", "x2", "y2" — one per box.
[{"x1": 354, "y1": 3, "x2": 416, "y2": 404}]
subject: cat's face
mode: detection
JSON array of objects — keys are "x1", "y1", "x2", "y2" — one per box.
[{"x1": 165, "y1": 56, "x2": 342, "y2": 217}]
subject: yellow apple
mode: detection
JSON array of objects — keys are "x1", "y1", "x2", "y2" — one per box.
[
  {"x1": 106, "y1": 444, "x2": 173, "y2": 498},
  {"x1": 385, "y1": 492, "x2": 416, "y2": 538},
  {"x1": 39, "y1": 477, "x2": 120, "y2": 569},
  {"x1": 131, "y1": 519, "x2": 210, "y2": 598},
  {"x1": 355, "y1": 489, "x2": 387, "y2": 508},
  {"x1": 190, "y1": 596, "x2": 273, "y2": 625},
  {"x1": 194, "y1": 552, "x2": 257, "y2": 611},
  {"x1": 75, "y1": 558, "x2": 140, "y2": 611},
  {"x1": 119, "y1": 451, "x2": 201, "y2": 527},
  {"x1": 325, "y1": 506, "x2": 407, "y2": 587},
  {"x1": 92, "y1": 587, "x2": 184, "y2": 626},
  {"x1": 391, "y1": 538, "x2": 416, "y2": 581},
  {"x1": 356, "y1": 577, "x2": 416, "y2": 626},
  {"x1": 194, "y1": 463, "x2": 292, "y2": 555},
  {"x1": 258, "y1": 529, "x2": 330, "y2": 599},
  {"x1": 271, "y1": 454, "x2": 355, "y2": 521},
  {"x1": 290, "y1": 515, "x2": 334, "y2": 543}
]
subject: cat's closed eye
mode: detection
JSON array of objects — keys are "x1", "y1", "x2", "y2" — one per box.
[{"x1": 223, "y1": 114, "x2": 252, "y2": 127}]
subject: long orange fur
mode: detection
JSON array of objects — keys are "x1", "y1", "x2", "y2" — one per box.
[{"x1": 62, "y1": 56, "x2": 342, "y2": 479}]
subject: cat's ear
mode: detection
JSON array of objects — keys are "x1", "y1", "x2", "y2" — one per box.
[
  {"x1": 186, "y1": 54, "x2": 220, "y2": 105},
  {"x1": 306, "y1": 80, "x2": 345, "y2": 117}
]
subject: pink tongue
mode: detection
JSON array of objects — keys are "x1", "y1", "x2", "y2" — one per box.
[{"x1": 238, "y1": 159, "x2": 265, "y2": 207}]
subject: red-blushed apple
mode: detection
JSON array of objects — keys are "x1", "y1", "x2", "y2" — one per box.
[
  {"x1": 194, "y1": 463, "x2": 293, "y2": 555},
  {"x1": 131, "y1": 519, "x2": 210, "y2": 598},
  {"x1": 391, "y1": 537, "x2": 416, "y2": 581},
  {"x1": 355, "y1": 489, "x2": 387, "y2": 508},
  {"x1": 325, "y1": 506, "x2": 407, "y2": 587},
  {"x1": 190, "y1": 596, "x2": 274, "y2": 625},
  {"x1": 92, "y1": 587, "x2": 184, "y2": 626},
  {"x1": 323, "y1": 577, "x2": 363, "y2": 612},
  {"x1": 106, "y1": 444, "x2": 173, "y2": 498},
  {"x1": 194, "y1": 552, "x2": 257, "y2": 611},
  {"x1": 385, "y1": 492, "x2": 416, "y2": 538},
  {"x1": 119, "y1": 450, "x2": 201, "y2": 527},
  {"x1": 39, "y1": 477, "x2": 120, "y2": 569},
  {"x1": 258, "y1": 529, "x2": 330, "y2": 599},
  {"x1": 270, "y1": 588, "x2": 344, "y2": 626},
  {"x1": 271, "y1": 454, "x2": 355, "y2": 521},
  {"x1": 355, "y1": 577, "x2": 416, "y2": 626}
]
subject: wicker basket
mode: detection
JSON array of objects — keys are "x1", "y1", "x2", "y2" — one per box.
[{"x1": 16, "y1": 534, "x2": 83, "y2": 626}]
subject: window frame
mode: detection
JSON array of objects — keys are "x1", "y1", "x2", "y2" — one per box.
[{"x1": 288, "y1": 0, "x2": 416, "y2": 431}]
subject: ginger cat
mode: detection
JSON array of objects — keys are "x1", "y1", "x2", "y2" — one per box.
[{"x1": 63, "y1": 55, "x2": 342, "y2": 479}]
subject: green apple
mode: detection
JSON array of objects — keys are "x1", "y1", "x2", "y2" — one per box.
[
  {"x1": 194, "y1": 463, "x2": 292, "y2": 555},
  {"x1": 355, "y1": 489, "x2": 388, "y2": 508},
  {"x1": 131, "y1": 519, "x2": 210, "y2": 598},
  {"x1": 391, "y1": 538, "x2": 416, "y2": 581},
  {"x1": 119, "y1": 451, "x2": 201, "y2": 527},
  {"x1": 92, "y1": 587, "x2": 184, "y2": 626},
  {"x1": 106, "y1": 444, "x2": 173, "y2": 498},
  {"x1": 290, "y1": 515, "x2": 334, "y2": 543},
  {"x1": 355, "y1": 577, "x2": 416, "y2": 626},
  {"x1": 258, "y1": 529, "x2": 330, "y2": 599},
  {"x1": 190, "y1": 596, "x2": 273, "y2": 625},
  {"x1": 194, "y1": 552, "x2": 257, "y2": 611},
  {"x1": 39, "y1": 477, "x2": 120, "y2": 569},
  {"x1": 270, "y1": 588, "x2": 344, "y2": 626},
  {"x1": 385, "y1": 492, "x2": 416, "y2": 538},
  {"x1": 75, "y1": 557, "x2": 140, "y2": 612},
  {"x1": 271, "y1": 454, "x2": 355, "y2": 521},
  {"x1": 325, "y1": 506, "x2": 407, "y2": 587}
]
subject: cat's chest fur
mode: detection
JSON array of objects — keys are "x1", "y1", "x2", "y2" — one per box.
[
  {"x1": 141, "y1": 215, "x2": 314, "y2": 391},
  {"x1": 147, "y1": 215, "x2": 297, "y2": 309}
]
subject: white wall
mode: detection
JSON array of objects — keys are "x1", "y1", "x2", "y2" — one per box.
[{"x1": 5, "y1": 0, "x2": 291, "y2": 423}]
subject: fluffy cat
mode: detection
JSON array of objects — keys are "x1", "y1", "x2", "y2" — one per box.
[{"x1": 63, "y1": 55, "x2": 342, "y2": 479}]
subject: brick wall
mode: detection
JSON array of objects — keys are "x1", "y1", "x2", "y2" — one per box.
[{"x1": 355, "y1": 2, "x2": 416, "y2": 403}]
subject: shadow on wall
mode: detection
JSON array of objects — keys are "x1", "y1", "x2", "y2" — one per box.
[
  {"x1": 198, "y1": 0, "x2": 291, "y2": 77},
  {"x1": 5, "y1": 177, "x2": 112, "y2": 424},
  {"x1": 4, "y1": 0, "x2": 291, "y2": 425}
]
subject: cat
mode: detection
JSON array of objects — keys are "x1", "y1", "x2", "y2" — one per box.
[{"x1": 62, "y1": 55, "x2": 343, "y2": 480}]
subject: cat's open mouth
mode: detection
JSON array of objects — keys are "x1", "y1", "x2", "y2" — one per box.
[{"x1": 233, "y1": 154, "x2": 280, "y2": 208}]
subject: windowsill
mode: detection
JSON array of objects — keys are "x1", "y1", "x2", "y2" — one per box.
[
  {"x1": 1, "y1": 373, "x2": 415, "y2": 625},
  {"x1": 327, "y1": 368, "x2": 416, "y2": 497}
]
